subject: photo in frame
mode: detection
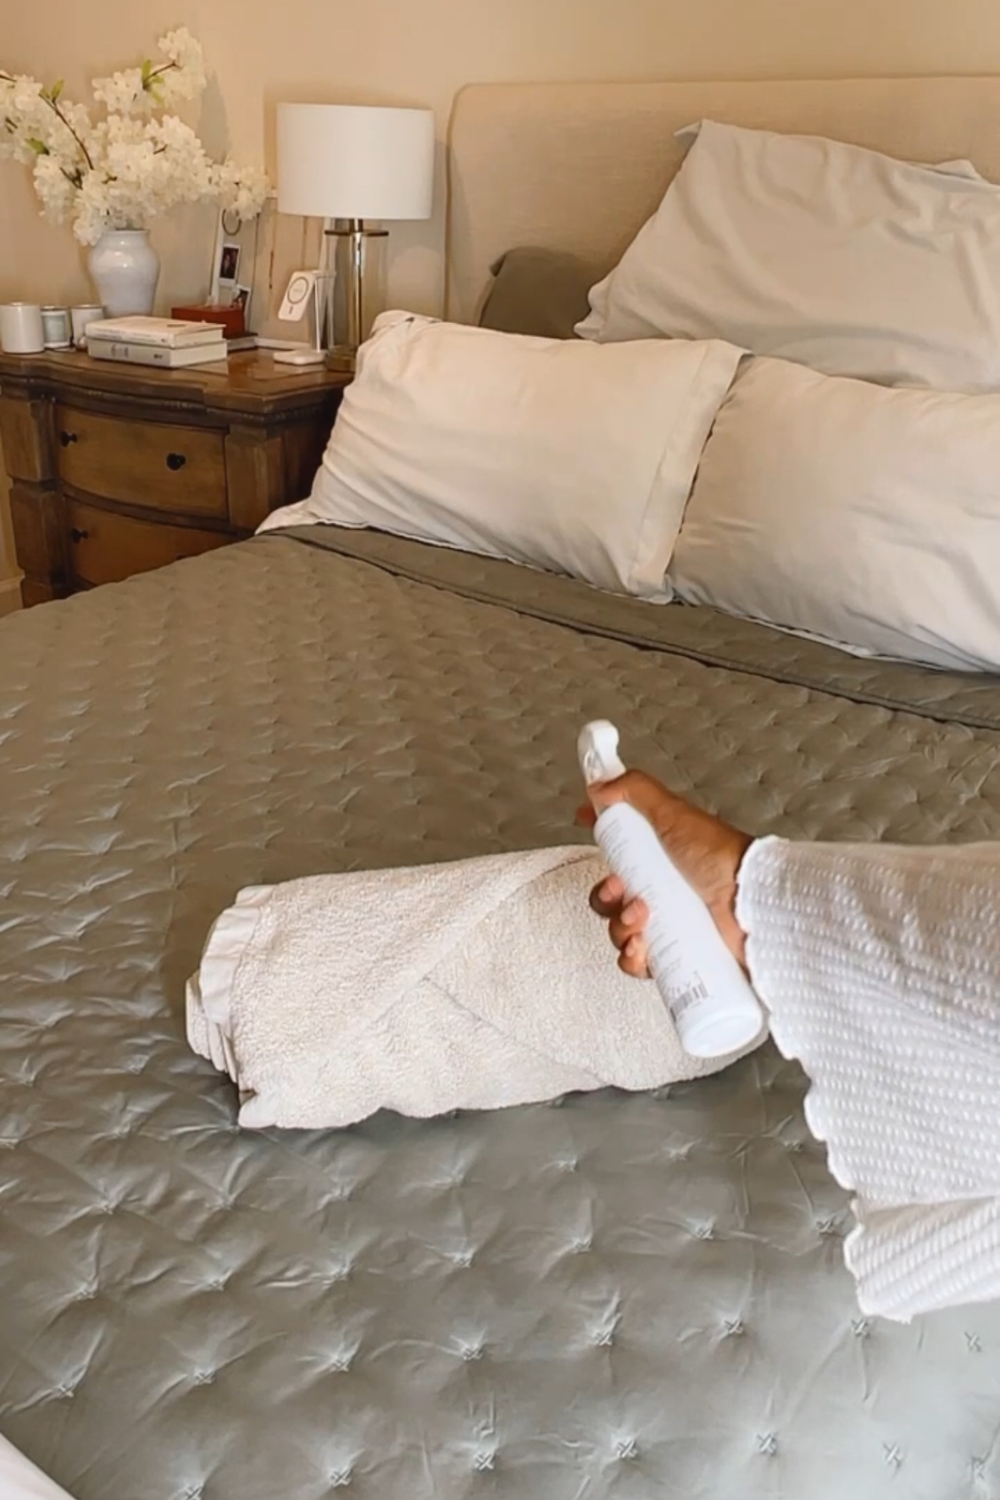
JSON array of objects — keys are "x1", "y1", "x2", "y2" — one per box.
[
  {"x1": 230, "y1": 284, "x2": 252, "y2": 323},
  {"x1": 208, "y1": 206, "x2": 259, "y2": 309},
  {"x1": 218, "y1": 243, "x2": 241, "y2": 285}
]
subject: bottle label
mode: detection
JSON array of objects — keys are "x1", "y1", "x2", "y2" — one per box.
[{"x1": 668, "y1": 975, "x2": 710, "y2": 1018}]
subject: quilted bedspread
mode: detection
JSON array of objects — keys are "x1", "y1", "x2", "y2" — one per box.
[{"x1": 3, "y1": 527, "x2": 1000, "y2": 1500}]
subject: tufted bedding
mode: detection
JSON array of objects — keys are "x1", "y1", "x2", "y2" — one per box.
[{"x1": 4, "y1": 526, "x2": 1000, "y2": 1500}]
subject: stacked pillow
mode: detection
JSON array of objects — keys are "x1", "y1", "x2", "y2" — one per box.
[
  {"x1": 260, "y1": 311, "x2": 743, "y2": 603},
  {"x1": 670, "y1": 357, "x2": 1000, "y2": 673},
  {"x1": 575, "y1": 120, "x2": 1000, "y2": 672},
  {"x1": 576, "y1": 119, "x2": 1000, "y2": 393}
]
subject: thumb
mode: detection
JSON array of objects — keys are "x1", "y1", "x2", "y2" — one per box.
[{"x1": 587, "y1": 770, "x2": 680, "y2": 828}]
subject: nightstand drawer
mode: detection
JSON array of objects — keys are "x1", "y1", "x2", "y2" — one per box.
[
  {"x1": 65, "y1": 499, "x2": 231, "y2": 587},
  {"x1": 2, "y1": 347, "x2": 348, "y2": 606},
  {"x1": 55, "y1": 405, "x2": 228, "y2": 519}
]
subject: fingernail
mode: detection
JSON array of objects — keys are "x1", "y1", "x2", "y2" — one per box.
[
  {"x1": 622, "y1": 903, "x2": 638, "y2": 925},
  {"x1": 624, "y1": 936, "x2": 638, "y2": 958}
]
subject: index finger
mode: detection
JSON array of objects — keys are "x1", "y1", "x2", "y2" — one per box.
[
  {"x1": 589, "y1": 873, "x2": 625, "y2": 916},
  {"x1": 588, "y1": 769, "x2": 690, "y2": 831}
]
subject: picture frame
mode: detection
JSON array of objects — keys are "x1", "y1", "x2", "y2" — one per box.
[
  {"x1": 230, "y1": 284, "x2": 252, "y2": 323},
  {"x1": 207, "y1": 205, "x2": 264, "y2": 325},
  {"x1": 217, "y1": 240, "x2": 241, "y2": 289},
  {"x1": 208, "y1": 207, "x2": 250, "y2": 306}
]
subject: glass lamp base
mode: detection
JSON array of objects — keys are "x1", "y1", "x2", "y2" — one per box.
[{"x1": 325, "y1": 223, "x2": 388, "y2": 350}]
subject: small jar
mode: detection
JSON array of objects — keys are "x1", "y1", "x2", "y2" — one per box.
[
  {"x1": 41, "y1": 306, "x2": 72, "y2": 349},
  {"x1": 71, "y1": 304, "x2": 105, "y2": 347}
]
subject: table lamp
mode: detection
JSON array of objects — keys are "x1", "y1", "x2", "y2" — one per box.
[{"x1": 277, "y1": 102, "x2": 435, "y2": 361}]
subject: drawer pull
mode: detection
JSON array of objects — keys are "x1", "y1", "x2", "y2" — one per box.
[
  {"x1": 69, "y1": 527, "x2": 89, "y2": 543},
  {"x1": 165, "y1": 452, "x2": 187, "y2": 472},
  {"x1": 59, "y1": 430, "x2": 78, "y2": 447}
]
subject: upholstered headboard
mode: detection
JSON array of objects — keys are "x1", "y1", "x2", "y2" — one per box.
[{"x1": 445, "y1": 76, "x2": 1000, "y2": 323}]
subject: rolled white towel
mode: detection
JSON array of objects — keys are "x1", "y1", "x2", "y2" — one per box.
[
  {"x1": 0, "y1": 1434, "x2": 78, "y2": 1500},
  {"x1": 186, "y1": 846, "x2": 761, "y2": 1130}
]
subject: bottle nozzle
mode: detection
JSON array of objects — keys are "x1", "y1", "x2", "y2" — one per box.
[{"x1": 578, "y1": 720, "x2": 628, "y2": 785}]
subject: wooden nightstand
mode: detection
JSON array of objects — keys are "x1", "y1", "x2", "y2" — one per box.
[{"x1": 0, "y1": 349, "x2": 350, "y2": 608}]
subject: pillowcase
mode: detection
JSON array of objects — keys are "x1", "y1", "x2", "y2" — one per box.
[
  {"x1": 669, "y1": 356, "x2": 1000, "y2": 672},
  {"x1": 577, "y1": 119, "x2": 1000, "y2": 392},
  {"x1": 259, "y1": 311, "x2": 743, "y2": 601},
  {"x1": 477, "y1": 246, "x2": 592, "y2": 339}
]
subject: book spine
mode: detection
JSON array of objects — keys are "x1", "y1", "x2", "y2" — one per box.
[
  {"x1": 87, "y1": 328, "x2": 223, "y2": 349},
  {"x1": 87, "y1": 342, "x2": 189, "y2": 367}
]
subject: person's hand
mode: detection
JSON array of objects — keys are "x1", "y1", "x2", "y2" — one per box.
[{"x1": 576, "y1": 771, "x2": 752, "y2": 978}]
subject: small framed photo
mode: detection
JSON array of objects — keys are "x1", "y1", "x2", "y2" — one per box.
[
  {"x1": 217, "y1": 242, "x2": 241, "y2": 286},
  {"x1": 230, "y1": 284, "x2": 252, "y2": 321}
]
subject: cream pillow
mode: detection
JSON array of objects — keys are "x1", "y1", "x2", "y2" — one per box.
[
  {"x1": 670, "y1": 357, "x2": 1000, "y2": 672},
  {"x1": 577, "y1": 119, "x2": 1000, "y2": 392},
  {"x1": 259, "y1": 311, "x2": 743, "y2": 600}
]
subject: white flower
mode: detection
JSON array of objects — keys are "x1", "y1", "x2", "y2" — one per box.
[
  {"x1": 91, "y1": 29, "x2": 205, "y2": 115},
  {"x1": 73, "y1": 172, "x2": 120, "y2": 245},
  {"x1": 158, "y1": 28, "x2": 204, "y2": 75},
  {"x1": 11, "y1": 75, "x2": 48, "y2": 125},
  {"x1": 155, "y1": 28, "x2": 206, "y2": 105},
  {"x1": 212, "y1": 158, "x2": 270, "y2": 221},
  {"x1": 32, "y1": 152, "x2": 77, "y2": 222},
  {"x1": 2, "y1": 31, "x2": 268, "y2": 244},
  {"x1": 0, "y1": 75, "x2": 49, "y2": 161},
  {"x1": 91, "y1": 67, "x2": 146, "y2": 117}
]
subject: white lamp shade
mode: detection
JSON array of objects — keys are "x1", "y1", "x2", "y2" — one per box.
[{"x1": 277, "y1": 103, "x2": 435, "y2": 221}]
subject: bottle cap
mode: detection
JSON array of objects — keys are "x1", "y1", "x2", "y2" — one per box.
[
  {"x1": 678, "y1": 1003, "x2": 763, "y2": 1059},
  {"x1": 578, "y1": 720, "x2": 627, "y2": 785}
]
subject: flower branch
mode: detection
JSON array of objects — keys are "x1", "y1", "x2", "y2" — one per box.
[
  {"x1": 40, "y1": 82, "x2": 94, "y2": 170},
  {"x1": 0, "y1": 29, "x2": 268, "y2": 245}
]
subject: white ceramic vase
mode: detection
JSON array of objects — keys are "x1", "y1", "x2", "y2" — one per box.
[{"x1": 87, "y1": 228, "x2": 160, "y2": 317}]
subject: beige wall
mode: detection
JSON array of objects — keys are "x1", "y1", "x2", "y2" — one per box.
[{"x1": 3, "y1": 0, "x2": 1000, "y2": 594}]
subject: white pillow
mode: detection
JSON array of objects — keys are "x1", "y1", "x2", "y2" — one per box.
[
  {"x1": 669, "y1": 356, "x2": 1000, "y2": 672},
  {"x1": 577, "y1": 119, "x2": 1000, "y2": 392},
  {"x1": 259, "y1": 311, "x2": 743, "y2": 600}
]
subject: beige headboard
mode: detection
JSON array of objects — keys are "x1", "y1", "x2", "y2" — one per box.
[{"x1": 445, "y1": 76, "x2": 1000, "y2": 324}]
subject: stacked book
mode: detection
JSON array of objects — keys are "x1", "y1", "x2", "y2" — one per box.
[{"x1": 85, "y1": 316, "x2": 230, "y2": 368}]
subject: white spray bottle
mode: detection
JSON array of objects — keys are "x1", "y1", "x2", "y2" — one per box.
[{"x1": 578, "y1": 720, "x2": 764, "y2": 1059}]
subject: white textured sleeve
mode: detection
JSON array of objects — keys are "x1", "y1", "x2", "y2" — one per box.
[{"x1": 735, "y1": 835, "x2": 1000, "y2": 1319}]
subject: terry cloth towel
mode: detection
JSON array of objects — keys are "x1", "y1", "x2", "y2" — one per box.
[
  {"x1": 186, "y1": 846, "x2": 759, "y2": 1131},
  {"x1": 738, "y1": 836, "x2": 1000, "y2": 1322},
  {"x1": 0, "y1": 1433, "x2": 78, "y2": 1500}
]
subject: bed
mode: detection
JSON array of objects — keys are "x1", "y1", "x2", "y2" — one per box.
[{"x1": 5, "y1": 77, "x2": 1000, "y2": 1500}]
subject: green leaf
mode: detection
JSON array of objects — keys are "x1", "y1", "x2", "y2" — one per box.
[
  {"x1": 141, "y1": 58, "x2": 153, "y2": 86},
  {"x1": 27, "y1": 137, "x2": 49, "y2": 155},
  {"x1": 50, "y1": 79, "x2": 63, "y2": 101}
]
